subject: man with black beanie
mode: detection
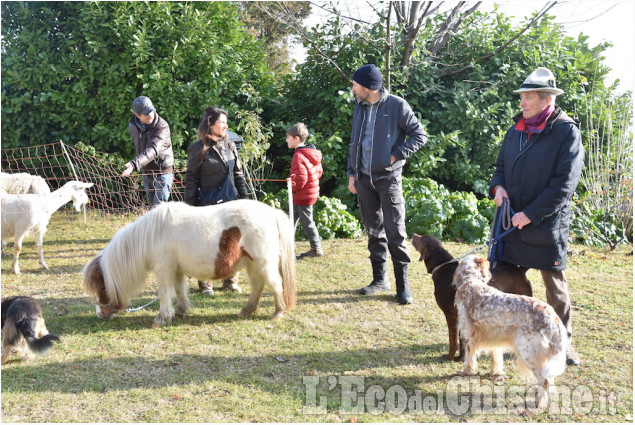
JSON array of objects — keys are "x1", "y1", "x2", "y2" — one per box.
[{"x1": 347, "y1": 64, "x2": 428, "y2": 304}]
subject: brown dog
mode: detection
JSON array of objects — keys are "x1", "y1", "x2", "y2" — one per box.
[{"x1": 411, "y1": 234, "x2": 532, "y2": 361}]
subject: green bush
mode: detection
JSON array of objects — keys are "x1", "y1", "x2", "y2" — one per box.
[
  {"x1": 1, "y1": 2, "x2": 275, "y2": 155},
  {"x1": 260, "y1": 190, "x2": 363, "y2": 240},
  {"x1": 570, "y1": 201, "x2": 630, "y2": 249},
  {"x1": 403, "y1": 177, "x2": 493, "y2": 243}
]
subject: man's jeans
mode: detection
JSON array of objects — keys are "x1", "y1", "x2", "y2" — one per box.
[{"x1": 142, "y1": 172, "x2": 173, "y2": 207}]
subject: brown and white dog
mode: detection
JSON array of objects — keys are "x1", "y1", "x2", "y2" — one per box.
[
  {"x1": 453, "y1": 255, "x2": 567, "y2": 408},
  {"x1": 411, "y1": 234, "x2": 532, "y2": 360},
  {"x1": 1, "y1": 296, "x2": 59, "y2": 364}
]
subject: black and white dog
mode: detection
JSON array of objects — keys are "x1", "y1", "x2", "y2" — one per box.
[{"x1": 1, "y1": 296, "x2": 59, "y2": 364}]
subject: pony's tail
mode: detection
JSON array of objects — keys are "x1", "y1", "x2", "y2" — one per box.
[{"x1": 276, "y1": 210, "x2": 296, "y2": 310}]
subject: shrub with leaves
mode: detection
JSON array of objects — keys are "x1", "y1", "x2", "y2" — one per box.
[
  {"x1": 261, "y1": 189, "x2": 362, "y2": 240},
  {"x1": 1, "y1": 2, "x2": 275, "y2": 157},
  {"x1": 570, "y1": 201, "x2": 629, "y2": 249},
  {"x1": 403, "y1": 177, "x2": 492, "y2": 243}
]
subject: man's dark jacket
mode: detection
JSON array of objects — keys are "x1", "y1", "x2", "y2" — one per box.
[
  {"x1": 128, "y1": 113, "x2": 174, "y2": 173},
  {"x1": 490, "y1": 107, "x2": 585, "y2": 271},
  {"x1": 347, "y1": 88, "x2": 427, "y2": 181}
]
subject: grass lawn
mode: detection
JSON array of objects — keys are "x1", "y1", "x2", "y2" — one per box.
[{"x1": 1, "y1": 211, "x2": 632, "y2": 422}]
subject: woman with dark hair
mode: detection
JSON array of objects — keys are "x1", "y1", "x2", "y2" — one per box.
[{"x1": 185, "y1": 106, "x2": 249, "y2": 294}]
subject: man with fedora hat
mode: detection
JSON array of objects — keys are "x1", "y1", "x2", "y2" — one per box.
[
  {"x1": 347, "y1": 64, "x2": 428, "y2": 305},
  {"x1": 122, "y1": 96, "x2": 174, "y2": 207},
  {"x1": 490, "y1": 67, "x2": 585, "y2": 365}
]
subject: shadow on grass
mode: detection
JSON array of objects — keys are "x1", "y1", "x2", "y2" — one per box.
[
  {"x1": 35, "y1": 292, "x2": 281, "y2": 335},
  {"x1": 0, "y1": 344, "x2": 452, "y2": 396},
  {"x1": 1, "y1": 237, "x2": 111, "y2": 274}
]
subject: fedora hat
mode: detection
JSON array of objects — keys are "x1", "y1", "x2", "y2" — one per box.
[{"x1": 513, "y1": 67, "x2": 564, "y2": 95}]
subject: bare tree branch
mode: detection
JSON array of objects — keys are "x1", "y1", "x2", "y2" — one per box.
[
  {"x1": 437, "y1": 1, "x2": 558, "y2": 78},
  {"x1": 307, "y1": 0, "x2": 374, "y2": 25},
  {"x1": 400, "y1": 1, "x2": 422, "y2": 66},
  {"x1": 401, "y1": 1, "x2": 465, "y2": 66},
  {"x1": 428, "y1": 1, "x2": 482, "y2": 56},
  {"x1": 277, "y1": 1, "x2": 349, "y2": 80}
]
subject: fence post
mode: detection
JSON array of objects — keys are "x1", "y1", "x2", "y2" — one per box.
[{"x1": 60, "y1": 141, "x2": 87, "y2": 224}]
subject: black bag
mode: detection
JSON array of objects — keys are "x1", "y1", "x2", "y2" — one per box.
[
  {"x1": 198, "y1": 147, "x2": 238, "y2": 206},
  {"x1": 198, "y1": 174, "x2": 237, "y2": 205}
]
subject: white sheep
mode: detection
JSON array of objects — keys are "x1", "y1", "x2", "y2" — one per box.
[
  {"x1": 1, "y1": 180, "x2": 94, "y2": 274},
  {"x1": 0, "y1": 172, "x2": 51, "y2": 195}
]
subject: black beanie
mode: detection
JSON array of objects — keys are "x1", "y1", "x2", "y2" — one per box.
[{"x1": 353, "y1": 64, "x2": 382, "y2": 90}]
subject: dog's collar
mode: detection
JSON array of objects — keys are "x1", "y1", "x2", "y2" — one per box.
[
  {"x1": 430, "y1": 258, "x2": 458, "y2": 275},
  {"x1": 429, "y1": 243, "x2": 490, "y2": 275}
]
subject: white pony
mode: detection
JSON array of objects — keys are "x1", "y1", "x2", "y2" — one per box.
[
  {"x1": 83, "y1": 200, "x2": 297, "y2": 327},
  {"x1": 1, "y1": 180, "x2": 93, "y2": 274}
]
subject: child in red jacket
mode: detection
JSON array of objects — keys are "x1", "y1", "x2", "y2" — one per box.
[{"x1": 286, "y1": 123, "x2": 324, "y2": 258}]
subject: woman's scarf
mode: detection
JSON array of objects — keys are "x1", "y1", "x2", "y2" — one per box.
[{"x1": 524, "y1": 104, "x2": 554, "y2": 135}]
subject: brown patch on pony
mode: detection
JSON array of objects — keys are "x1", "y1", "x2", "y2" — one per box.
[{"x1": 215, "y1": 226, "x2": 249, "y2": 279}]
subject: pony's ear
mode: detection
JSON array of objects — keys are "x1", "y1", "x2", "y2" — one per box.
[{"x1": 83, "y1": 255, "x2": 103, "y2": 296}]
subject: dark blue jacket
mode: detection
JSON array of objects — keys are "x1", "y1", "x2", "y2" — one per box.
[
  {"x1": 490, "y1": 107, "x2": 584, "y2": 271},
  {"x1": 347, "y1": 88, "x2": 427, "y2": 181}
]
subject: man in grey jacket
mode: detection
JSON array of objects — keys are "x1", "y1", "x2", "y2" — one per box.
[
  {"x1": 122, "y1": 96, "x2": 174, "y2": 207},
  {"x1": 347, "y1": 64, "x2": 428, "y2": 304}
]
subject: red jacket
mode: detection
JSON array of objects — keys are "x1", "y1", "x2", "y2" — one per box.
[{"x1": 290, "y1": 145, "x2": 323, "y2": 206}]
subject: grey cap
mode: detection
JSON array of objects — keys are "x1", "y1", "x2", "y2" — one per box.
[{"x1": 132, "y1": 96, "x2": 156, "y2": 115}]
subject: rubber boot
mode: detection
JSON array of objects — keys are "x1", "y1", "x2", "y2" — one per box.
[
  {"x1": 394, "y1": 264, "x2": 413, "y2": 304},
  {"x1": 358, "y1": 261, "x2": 390, "y2": 295}
]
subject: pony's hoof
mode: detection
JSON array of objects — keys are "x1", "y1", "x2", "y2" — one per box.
[
  {"x1": 491, "y1": 374, "x2": 507, "y2": 383},
  {"x1": 175, "y1": 307, "x2": 188, "y2": 318},
  {"x1": 272, "y1": 311, "x2": 285, "y2": 320},
  {"x1": 152, "y1": 316, "x2": 170, "y2": 328}
]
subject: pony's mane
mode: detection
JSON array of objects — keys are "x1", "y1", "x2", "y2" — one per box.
[{"x1": 98, "y1": 204, "x2": 177, "y2": 305}]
